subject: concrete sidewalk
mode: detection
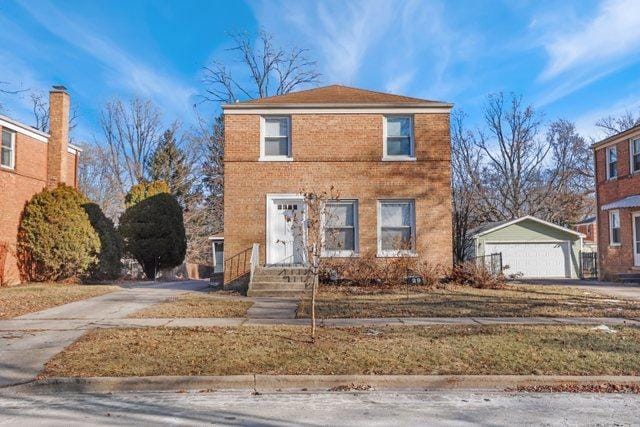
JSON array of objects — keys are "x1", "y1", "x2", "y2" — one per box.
[
  {"x1": 1, "y1": 315, "x2": 638, "y2": 332},
  {"x1": 0, "y1": 280, "x2": 208, "y2": 388}
]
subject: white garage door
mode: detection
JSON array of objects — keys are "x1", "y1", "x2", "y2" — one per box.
[{"x1": 484, "y1": 242, "x2": 571, "y2": 278}]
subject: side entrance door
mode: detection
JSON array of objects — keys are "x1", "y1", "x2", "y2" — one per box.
[
  {"x1": 633, "y1": 212, "x2": 640, "y2": 267},
  {"x1": 267, "y1": 197, "x2": 306, "y2": 265}
]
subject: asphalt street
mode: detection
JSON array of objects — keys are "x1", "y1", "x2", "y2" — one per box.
[{"x1": 0, "y1": 390, "x2": 638, "y2": 426}]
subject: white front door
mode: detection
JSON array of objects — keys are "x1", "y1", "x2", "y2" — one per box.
[
  {"x1": 267, "y1": 197, "x2": 305, "y2": 265},
  {"x1": 633, "y1": 212, "x2": 640, "y2": 267}
]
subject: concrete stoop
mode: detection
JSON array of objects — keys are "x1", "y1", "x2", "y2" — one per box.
[
  {"x1": 11, "y1": 375, "x2": 640, "y2": 394},
  {"x1": 247, "y1": 267, "x2": 312, "y2": 297}
]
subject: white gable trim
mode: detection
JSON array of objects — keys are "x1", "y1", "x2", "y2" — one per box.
[
  {"x1": 0, "y1": 115, "x2": 49, "y2": 143},
  {"x1": 224, "y1": 107, "x2": 452, "y2": 115},
  {"x1": 473, "y1": 215, "x2": 586, "y2": 238}
]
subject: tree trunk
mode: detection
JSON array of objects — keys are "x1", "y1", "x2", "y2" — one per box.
[{"x1": 311, "y1": 273, "x2": 318, "y2": 341}]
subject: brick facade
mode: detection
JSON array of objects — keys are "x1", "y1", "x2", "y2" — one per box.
[
  {"x1": 0, "y1": 87, "x2": 79, "y2": 285},
  {"x1": 594, "y1": 126, "x2": 640, "y2": 279},
  {"x1": 223, "y1": 104, "x2": 453, "y2": 279}
]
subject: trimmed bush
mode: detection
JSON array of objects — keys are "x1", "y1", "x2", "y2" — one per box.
[
  {"x1": 83, "y1": 203, "x2": 123, "y2": 279},
  {"x1": 18, "y1": 185, "x2": 100, "y2": 281},
  {"x1": 119, "y1": 181, "x2": 186, "y2": 279}
]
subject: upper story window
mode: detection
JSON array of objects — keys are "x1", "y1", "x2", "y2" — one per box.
[
  {"x1": 631, "y1": 138, "x2": 640, "y2": 174},
  {"x1": 378, "y1": 199, "x2": 416, "y2": 256},
  {"x1": 383, "y1": 116, "x2": 414, "y2": 160},
  {"x1": 609, "y1": 210, "x2": 621, "y2": 245},
  {"x1": 606, "y1": 145, "x2": 617, "y2": 180},
  {"x1": 323, "y1": 200, "x2": 358, "y2": 256},
  {"x1": 260, "y1": 116, "x2": 291, "y2": 161},
  {"x1": 1, "y1": 128, "x2": 15, "y2": 170}
]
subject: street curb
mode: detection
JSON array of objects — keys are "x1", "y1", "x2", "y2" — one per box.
[{"x1": 11, "y1": 375, "x2": 640, "y2": 394}]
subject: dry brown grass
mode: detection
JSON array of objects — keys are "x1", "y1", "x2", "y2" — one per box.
[
  {"x1": 41, "y1": 325, "x2": 640, "y2": 377},
  {"x1": 0, "y1": 283, "x2": 118, "y2": 319},
  {"x1": 128, "y1": 293, "x2": 253, "y2": 318},
  {"x1": 296, "y1": 284, "x2": 640, "y2": 318}
]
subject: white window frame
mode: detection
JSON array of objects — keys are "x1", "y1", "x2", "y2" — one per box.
[
  {"x1": 609, "y1": 210, "x2": 621, "y2": 246},
  {"x1": 630, "y1": 138, "x2": 640, "y2": 174},
  {"x1": 382, "y1": 115, "x2": 415, "y2": 161},
  {"x1": 377, "y1": 199, "x2": 417, "y2": 257},
  {"x1": 259, "y1": 116, "x2": 292, "y2": 161},
  {"x1": 1, "y1": 128, "x2": 16, "y2": 170},
  {"x1": 606, "y1": 145, "x2": 617, "y2": 180},
  {"x1": 321, "y1": 200, "x2": 359, "y2": 257}
]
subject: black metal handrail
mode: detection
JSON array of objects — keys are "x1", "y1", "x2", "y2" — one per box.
[{"x1": 223, "y1": 246, "x2": 253, "y2": 284}]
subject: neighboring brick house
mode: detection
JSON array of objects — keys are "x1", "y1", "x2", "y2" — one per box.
[
  {"x1": 572, "y1": 216, "x2": 597, "y2": 251},
  {"x1": 0, "y1": 86, "x2": 81, "y2": 285},
  {"x1": 593, "y1": 124, "x2": 640, "y2": 280},
  {"x1": 222, "y1": 85, "x2": 453, "y2": 293}
]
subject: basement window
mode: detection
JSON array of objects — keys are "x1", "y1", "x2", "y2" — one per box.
[{"x1": 1, "y1": 128, "x2": 15, "y2": 169}]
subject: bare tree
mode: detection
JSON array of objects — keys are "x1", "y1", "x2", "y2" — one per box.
[
  {"x1": 203, "y1": 30, "x2": 321, "y2": 103},
  {"x1": 451, "y1": 111, "x2": 482, "y2": 262},
  {"x1": 77, "y1": 144, "x2": 125, "y2": 221},
  {"x1": 451, "y1": 94, "x2": 595, "y2": 255},
  {"x1": 596, "y1": 111, "x2": 640, "y2": 136},
  {"x1": 285, "y1": 187, "x2": 340, "y2": 341},
  {"x1": 100, "y1": 98, "x2": 162, "y2": 192}
]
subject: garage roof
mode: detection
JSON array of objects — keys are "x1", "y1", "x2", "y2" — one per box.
[{"x1": 472, "y1": 215, "x2": 585, "y2": 238}]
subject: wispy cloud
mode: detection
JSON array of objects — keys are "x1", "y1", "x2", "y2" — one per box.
[
  {"x1": 16, "y1": 0, "x2": 197, "y2": 120},
  {"x1": 251, "y1": 0, "x2": 477, "y2": 98},
  {"x1": 539, "y1": 0, "x2": 640, "y2": 81}
]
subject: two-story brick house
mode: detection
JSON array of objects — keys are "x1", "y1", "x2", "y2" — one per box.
[
  {"x1": 0, "y1": 86, "x2": 81, "y2": 285},
  {"x1": 593, "y1": 124, "x2": 640, "y2": 281},
  {"x1": 222, "y1": 85, "x2": 453, "y2": 294}
]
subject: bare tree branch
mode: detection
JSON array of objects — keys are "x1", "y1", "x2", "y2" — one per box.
[{"x1": 202, "y1": 30, "x2": 321, "y2": 103}]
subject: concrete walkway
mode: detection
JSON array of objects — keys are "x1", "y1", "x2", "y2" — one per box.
[
  {"x1": 514, "y1": 279, "x2": 640, "y2": 300},
  {"x1": 245, "y1": 298, "x2": 298, "y2": 319},
  {"x1": 0, "y1": 280, "x2": 208, "y2": 388}
]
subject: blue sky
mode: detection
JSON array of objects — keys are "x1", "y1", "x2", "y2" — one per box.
[{"x1": 1, "y1": 0, "x2": 640, "y2": 143}]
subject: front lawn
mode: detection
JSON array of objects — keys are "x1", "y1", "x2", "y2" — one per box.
[
  {"x1": 41, "y1": 325, "x2": 640, "y2": 377},
  {"x1": 0, "y1": 283, "x2": 119, "y2": 319},
  {"x1": 296, "y1": 284, "x2": 640, "y2": 318},
  {"x1": 127, "y1": 293, "x2": 253, "y2": 318}
]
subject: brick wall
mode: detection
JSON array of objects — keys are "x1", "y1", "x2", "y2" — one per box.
[
  {"x1": 0, "y1": 88, "x2": 79, "y2": 284},
  {"x1": 223, "y1": 112, "x2": 453, "y2": 275},
  {"x1": 594, "y1": 131, "x2": 640, "y2": 279}
]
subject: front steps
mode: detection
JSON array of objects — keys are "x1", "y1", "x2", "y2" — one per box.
[
  {"x1": 618, "y1": 272, "x2": 640, "y2": 284},
  {"x1": 247, "y1": 266, "x2": 312, "y2": 297}
]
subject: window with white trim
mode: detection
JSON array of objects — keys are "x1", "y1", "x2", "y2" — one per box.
[
  {"x1": 384, "y1": 116, "x2": 414, "y2": 159},
  {"x1": 631, "y1": 138, "x2": 640, "y2": 173},
  {"x1": 378, "y1": 200, "x2": 416, "y2": 255},
  {"x1": 1, "y1": 128, "x2": 15, "y2": 169},
  {"x1": 606, "y1": 145, "x2": 617, "y2": 179},
  {"x1": 609, "y1": 210, "x2": 621, "y2": 245},
  {"x1": 323, "y1": 200, "x2": 358, "y2": 256},
  {"x1": 261, "y1": 116, "x2": 291, "y2": 160}
]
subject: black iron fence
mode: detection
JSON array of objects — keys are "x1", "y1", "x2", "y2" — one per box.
[
  {"x1": 470, "y1": 252, "x2": 503, "y2": 276},
  {"x1": 579, "y1": 251, "x2": 598, "y2": 279}
]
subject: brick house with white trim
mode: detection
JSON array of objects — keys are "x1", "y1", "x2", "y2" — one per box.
[
  {"x1": 0, "y1": 86, "x2": 81, "y2": 285},
  {"x1": 593, "y1": 124, "x2": 640, "y2": 281},
  {"x1": 221, "y1": 85, "x2": 453, "y2": 294}
]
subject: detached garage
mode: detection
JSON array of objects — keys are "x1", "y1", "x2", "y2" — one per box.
[{"x1": 468, "y1": 216, "x2": 585, "y2": 278}]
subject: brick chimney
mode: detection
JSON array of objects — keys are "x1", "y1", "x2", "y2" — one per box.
[{"x1": 46, "y1": 85, "x2": 70, "y2": 188}]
